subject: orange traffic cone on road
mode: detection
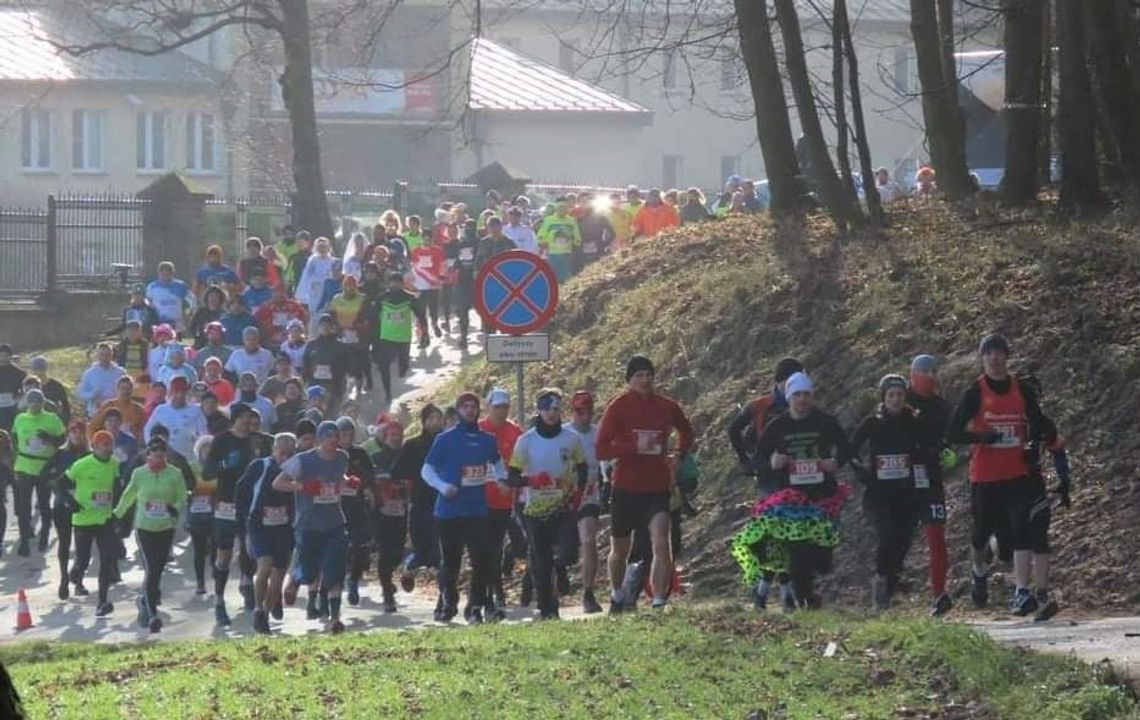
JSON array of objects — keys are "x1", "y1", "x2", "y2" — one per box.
[{"x1": 14, "y1": 588, "x2": 32, "y2": 630}]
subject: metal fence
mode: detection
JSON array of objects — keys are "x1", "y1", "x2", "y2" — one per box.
[
  {"x1": 0, "y1": 208, "x2": 49, "y2": 297},
  {"x1": 54, "y1": 194, "x2": 148, "y2": 287}
]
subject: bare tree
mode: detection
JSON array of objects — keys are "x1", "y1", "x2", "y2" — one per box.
[
  {"x1": 999, "y1": 0, "x2": 1045, "y2": 206},
  {"x1": 909, "y1": 0, "x2": 974, "y2": 199},
  {"x1": 1083, "y1": 1, "x2": 1140, "y2": 192},
  {"x1": 836, "y1": 0, "x2": 884, "y2": 225},
  {"x1": 734, "y1": 0, "x2": 803, "y2": 219},
  {"x1": 1056, "y1": 0, "x2": 1104, "y2": 214}
]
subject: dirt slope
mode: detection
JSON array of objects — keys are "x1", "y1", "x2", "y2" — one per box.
[{"x1": 442, "y1": 202, "x2": 1140, "y2": 613}]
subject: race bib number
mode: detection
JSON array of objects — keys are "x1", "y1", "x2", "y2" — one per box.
[
  {"x1": 990, "y1": 423, "x2": 1022, "y2": 448},
  {"x1": 214, "y1": 501, "x2": 237, "y2": 521},
  {"x1": 313, "y1": 364, "x2": 332, "y2": 380},
  {"x1": 876, "y1": 454, "x2": 911, "y2": 481},
  {"x1": 262, "y1": 506, "x2": 289, "y2": 526},
  {"x1": 341, "y1": 329, "x2": 359, "y2": 344},
  {"x1": 313, "y1": 483, "x2": 340, "y2": 504},
  {"x1": 528, "y1": 486, "x2": 564, "y2": 504},
  {"x1": 461, "y1": 465, "x2": 487, "y2": 487},
  {"x1": 380, "y1": 499, "x2": 406, "y2": 517},
  {"x1": 385, "y1": 311, "x2": 406, "y2": 325},
  {"x1": 144, "y1": 499, "x2": 169, "y2": 519},
  {"x1": 634, "y1": 430, "x2": 663, "y2": 456},
  {"x1": 458, "y1": 248, "x2": 475, "y2": 262},
  {"x1": 190, "y1": 495, "x2": 213, "y2": 514},
  {"x1": 582, "y1": 242, "x2": 598, "y2": 254},
  {"x1": 0, "y1": 393, "x2": 13, "y2": 408},
  {"x1": 417, "y1": 256, "x2": 434, "y2": 269},
  {"x1": 340, "y1": 483, "x2": 358, "y2": 497},
  {"x1": 273, "y1": 312, "x2": 289, "y2": 327},
  {"x1": 913, "y1": 465, "x2": 930, "y2": 489},
  {"x1": 90, "y1": 491, "x2": 112, "y2": 509},
  {"x1": 789, "y1": 459, "x2": 824, "y2": 486}
]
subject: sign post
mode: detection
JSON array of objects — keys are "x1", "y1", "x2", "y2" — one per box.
[{"x1": 473, "y1": 251, "x2": 560, "y2": 424}]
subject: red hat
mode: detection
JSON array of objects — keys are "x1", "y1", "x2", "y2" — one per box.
[
  {"x1": 570, "y1": 390, "x2": 594, "y2": 410},
  {"x1": 91, "y1": 430, "x2": 114, "y2": 447},
  {"x1": 154, "y1": 324, "x2": 175, "y2": 341},
  {"x1": 456, "y1": 392, "x2": 480, "y2": 409}
]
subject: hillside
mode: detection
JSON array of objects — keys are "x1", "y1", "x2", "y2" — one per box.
[{"x1": 436, "y1": 202, "x2": 1140, "y2": 613}]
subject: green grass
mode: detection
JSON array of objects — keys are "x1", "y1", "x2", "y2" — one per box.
[{"x1": 4, "y1": 606, "x2": 1135, "y2": 719}]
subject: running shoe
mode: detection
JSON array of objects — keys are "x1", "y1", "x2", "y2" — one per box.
[
  {"x1": 214, "y1": 602, "x2": 232, "y2": 627},
  {"x1": 930, "y1": 593, "x2": 953, "y2": 618},
  {"x1": 329, "y1": 619, "x2": 346, "y2": 634},
  {"x1": 270, "y1": 602, "x2": 283, "y2": 621},
  {"x1": 1011, "y1": 588, "x2": 1039, "y2": 617},
  {"x1": 136, "y1": 595, "x2": 150, "y2": 627},
  {"x1": 555, "y1": 567, "x2": 571, "y2": 597},
  {"x1": 400, "y1": 568, "x2": 416, "y2": 593},
  {"x1": 346, "y1": 579, "x2": 360, "y2": 606},
  {"x1": 1034, "y1": 595, "x2": 1060, "y2": 623},
  {"x1": 57, "y1": 578, "x2": 69, "y2": 601},
  {"x1": 971, "y1": 572, "x2": 989, "y2": 609},
  {"x1": 148, "y1": 616, "x2": 162, "y2": 634},
  {"x1": 582, "y1": 590, "x2": 602, "y2": 615},
  {"x1": 94, "y1": 601, "x2": 114, "y2": 617}
]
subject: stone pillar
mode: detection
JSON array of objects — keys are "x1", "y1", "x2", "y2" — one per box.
[{"x1": 137, "y1": 173, "x2": 216, "y2": 277}]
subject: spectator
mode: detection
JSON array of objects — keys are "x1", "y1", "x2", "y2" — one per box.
[
  {"x1": 630, "y1": 188, "x2": 681, "y2": 240},
  {"x1": 679, "y1": 188, "x2": 714, "y2": 224},
  {"x1": 875, "y1": 167, "x2": 904, "y2": 203}
]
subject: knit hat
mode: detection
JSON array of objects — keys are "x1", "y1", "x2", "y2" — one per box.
[
  {"x1": 570, "y1": 390, "x2": 594, "y2": 411},
  {"x1": 910, "y1": 354, "x2": 938, "y2": 375},
  {"x1": 91, "y1": 430, "x2": 114, "y2": 448},
  {"x1": 295, "y1": 419, "x2": 317, "y2": 437},
  {"x1": 456, "y1": 391, "x2": 480, "y2": 410},
  {"x1": 146, "y1": 436, "x2": 169, "y2": 453},
  {"x1": 316, "y1": 421, "x2": 340, "y2": 442},
  {"x1": 625, "y1": 354, "x2": 655, "y2": 381},
  {"x1": 420, "y1": 403, "x2": 442, "y2": 424},
  {"x1": 335, "y1": 416, "x2": 356, "y2": 433},
  {"x1": 30, "y1": 356, "x2": 47, "y2": 372},
  {"x1": 774, "y1": 357, "x2": 804, "y2": 383},
  {"x1": 306, "y1": 385, "x2": 326, "y2": 400},
  {"x1": 784, "y1": 372, "x2": 813, "y2": 398},
  {"x1": 878, "y1": 374, "x2": 908, "y2": 398},
  {"x1": 978, "y1": 333, "x2": 1010, "y2": 356}
]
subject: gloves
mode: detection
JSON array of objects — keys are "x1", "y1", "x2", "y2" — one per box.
[
  {"x1": 166, "y1": 504, "x2": 179, "y2": 519},
  {"x1": 1053, "y1": 448, "x2": 1071, "y2": 507},
  {"x1": 57, "y1": 494, "x2": 77, "y2": 515},
  {"x1": 344, "y1": 475, "x2": 362, "y2": 491},
  {"x1": 674, "y1": 453, "x2": 700, "y2": 495},
  {"x1": 116, "y1": 516, "x2": 132, "y2": 539},
  {"x1": 939, "y1": 447, "x2": 959, "y2": 472},
  {"x1": 300, "y1": 480, "x2": 322, "y2": 496}
]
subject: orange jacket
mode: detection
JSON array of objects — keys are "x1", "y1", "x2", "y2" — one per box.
[{"x1": 631, "y1": 203, "x2": 680, "y2": 239}]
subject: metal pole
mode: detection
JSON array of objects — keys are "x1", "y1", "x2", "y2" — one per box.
[{"x1": 515, "y1": 361, "x2": 525, "y2": 426}]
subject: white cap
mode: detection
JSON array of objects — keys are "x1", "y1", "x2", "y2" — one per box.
[
  {"x1": 486, "y1": 388, "x2": 510, "y2": 407},
  {"x1": 784, "y1": 372, "x2": 813, "y2": 398}
]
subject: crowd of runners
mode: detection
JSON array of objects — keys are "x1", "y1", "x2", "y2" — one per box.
[{"x1": 0, "y1": 187, "x2": 1073, "y2": 634}]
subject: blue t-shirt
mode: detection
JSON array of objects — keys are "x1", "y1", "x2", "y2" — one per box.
[
  {"x1": 282, "y1": 448, "x2": 349, "y2": 533},
  {"x1": 221, "y1": 311, "x2": 259, "y2": 347},
  {"x1": 196, "y1": 264, "x2": 240, "y2": 289},
  {"x1": 424, "y1": 423, "x2": 499, "y2": 519},
  {"x1": 242, "y1": 286, "x2": 273, "y2": 314},
  {"x1": 145, "y1": 279, "x2": 192, "y2": 324}
]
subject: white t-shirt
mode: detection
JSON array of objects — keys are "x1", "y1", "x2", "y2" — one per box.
[
  {"x1": 144, "y1": 402, "x2": 207, "y2": 459},
  {"x1": 224, "y1": 348, "x2": 276, "y2": 384}
]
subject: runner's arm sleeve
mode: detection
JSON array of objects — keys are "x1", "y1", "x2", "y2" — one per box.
[
  {"x1": 947, "y1": 383, "x2": 985, "y2": 445},
  {"x1": 420, "y1": 463, "x2": 451, "y2": 495},
  {"x1": 112, "y1": 470, "x2": 139, "y2": 519},
  {"x1": 1020, "y1": 383, "x2": 1058, "y2": 447},
  {"x1": 176, "y1": 456, "x2": 196, "y2": 492},
  {"x1": 673, "y1": 402, "x2": 697, "y2": 455},
  {"x1": 234, "y1": 462, "x2": 257, "y2": 522},
  {"x1": 829, "y1": 417, "x2": 855, "y2": 468},
  {"x1": 727, "y1": 406, "x2": 753, "y2": 465},
  {"x1": 201, "y1": 438, "x2": 224, "y2": 481},
  {"x1": 75, "y1": 370, "x2": 95, "y2": 403}
]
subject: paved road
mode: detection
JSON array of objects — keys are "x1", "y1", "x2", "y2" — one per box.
[
  {"x1": 0, "y1": 323, "x2": 589, "y2": 644},
  {"x1": 976, "y1": 616, "x2": 1140, "y2": 678}
]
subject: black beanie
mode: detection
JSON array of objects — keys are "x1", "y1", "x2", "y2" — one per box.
[
  {"x1": 774, "y1": 357, "x2": 804, "y2": 383},
  {"x1": 420, "y1": 403, "x2": 442, "y2": 424},
  {"x1": 625, "y1": 355, "x2": 655, "y2": 381},
  {"x1": 978, "y1": 333, "x2": 1010, "y2": 356}
]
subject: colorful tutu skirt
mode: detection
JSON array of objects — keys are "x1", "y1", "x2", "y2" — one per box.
[{"x1": 731, "y1": 484, "x2": 852, "y2": 587}]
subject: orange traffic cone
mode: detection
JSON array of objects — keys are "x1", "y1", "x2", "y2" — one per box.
[{"x1": 14, "y1": 588, "x2": 32, "y2": 631}]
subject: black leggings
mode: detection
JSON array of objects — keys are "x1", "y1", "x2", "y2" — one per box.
[
  {"x1": 440, "y1": 285, "x2": 453, "y2": 321},
  {"x1": 137, "y1": 529, "x2": 175, "y2": 613},
  {"x1": 436, "y1": 515, "x2": 490, "y2": 611},
  {"x1": 421, "y1": 289, "x2": 440, "y2": 327},
  {"x1": 372, "y1": 340, "x2": 411, "y2": 398},
  {"x1": 53, "y1": 506, "x2": 71, "y2": 579},
  {"x1": 373, "y1": 513, "x2": 407, "y2": 592},
  {"x1": 787, "y1": 541, "x2": 832, "y2": 608},
  {"x1": 13, "y1": 472, "x2": 51, "y2": 542},
  {"x1": 345, "y1": 345, "x2": 372, "y2": 388},
  {"x1": 525, "y1": 513, "x2": 571, "y2": 614},
  {"x1": 72, "y1": 523, "x2": 116, "y2": 604},
  {"x1": 188, "y1": 521, "x2": 212, "y2": 588},
  {"x1": 864, "y1": 489, "x2": 919, "y2": 589},
  {"x1": 474, "y1": 508, "x2": 512, "y2": 607}
]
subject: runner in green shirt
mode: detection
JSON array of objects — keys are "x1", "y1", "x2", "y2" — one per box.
[
  {"x1": 61, "y1": 430, "x2": 119, "y2": 616},
  {"x1": 113, "y1": 436, "x2": 187, "y2": 633},
  {"x1": 11, "y1": 389, "x2": 64, "y2": 556}
]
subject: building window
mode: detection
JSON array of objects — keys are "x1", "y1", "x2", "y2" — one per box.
[
  {"x1": 559, "y1": 41, "x2": 576, "y2": 74},
  {"x1": 720, "y1": 155, "x2": 741, "y2": 182},
  {"x1": 720, "y1": 49, "x2": 742, "y2": 92},
  {"x1": 21, "y1": 109, "x2": 52, "y2": 170},
  {"x1": 186, "y1": 112, "x2": 217, "y2": 172},
  {"x1": 663, "y1": 155, "x2": 683, "y2": 189},
  {"x1": 136, "y1": 111, "x2": 168, "y2": 171},
  {"x1": 72, "y1": 110, "x2": 104, "y2": 171},
  {"x1": 663, "y1": 49, "x2": 677, "y2": 90}
]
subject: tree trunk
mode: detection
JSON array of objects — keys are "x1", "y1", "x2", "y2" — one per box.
[
  {"x1": 1000, "y1": 0, "x2": 1045, "y2": 205},
  {"x1": 1037, "y1": 0, "x2": 1054, "y2": 185},
  {"x1": 1056, "y1": 0, "x2": 1105, "y2": 213},
  {"x1": 773, "y1": 0, "x2": 863, "y2": 229},
  {"x1": 910, "y1": 0, "x2": 975, "y2": 199},
  {"x1": 734, "y1": 0, "x2": 803, "y2": 219},
  {"x1": 1082, "y1": 1, "x2": 1140, "y2": 190},
  {"x1": 278, "y1": 0, "x2": 334, "y2": 239},
  {"x1": 832, "y1": 6, "x2": 855, "y2": 201},
  {"x1": 837, "y1": 0, "x2": 885, "y2": 225}
]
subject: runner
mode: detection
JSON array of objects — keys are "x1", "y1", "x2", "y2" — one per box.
[
  {"x1": 336, "y1": 417, "x2": 375, "y2": 608},
  {"x1": 200, "y1": 358, "x2": 235, "y2": 406},
  {"x1": 565, "y1": 390, "x2": 604, "y2": 614},
  {"x1": 193, "y1": 245, "x2": 240, "y2": 300},
  {"x1": 236, "y1": 432, "x2": 297, "y2": 634},
  {"x1": 733, "y1": 372, "x2": 852, "y2": 610},
  {"x1": 0, "y1": 345, "x2": 23, "y2": 433},
  {"x1": 11, "y1": 389, "x2": 65, "y2": 556},
  {"x1": 259, "y1": 354, "x2": 296, "y2": 404},
  {"x1": 89, "y1": 376, "x2": 145, "y2": 441},
  {"x1": 29, "y1": 356, "x2": 70, "y2": 426},
  {"x1": 156, "y1": 344, "x2": 198, "y2": 387},
  {"x1": 76, "y1": 343, "x2": 126, "y2": 417},
  {"x1": 188, "y1": 436, "x2": 217, "y2": 595},
  {"x1": 597, "y1": 355, "x2": 696, "y2": 613},
  {"x1": 189, "y1": 287, "x2": 228, "y2": 349},
  {"x1": 286, "y1": 231, "x2": 314, "y2": 295},
  {"x1": 274, "y1": 421, "x2": 351, "y2": 634},
  {"x1": 143, "y1": 377, "x2": 207, "y2": 461},
  {"x1": 255, "y1": 283, "x2": 309, "y2": 347},
  {"x1": 421, "y1": 392, "x2": 507, "y2": 624},
  {"x1": 394, "y1": 405, "x2": 443, "y2": 593},
  {"x1": 115, "y1": 321, "x2": 150, "y2": 387},
  {"x1": 145, "y1": 261, "x2": 195, "y2": 332},
  {"x1": 147, "y1": 325, "x2": 175, "y2": 382},
  {"x1": 113, "y1": 435, "x2": 187, "y2": 633},
  {"x1": 478, "y1": 388, "x2": 523, "y2": 613},
  {"x1": 58, "y1": 429, "x2": 117, "y2": 615},
  {"x1": 238, "y1": 237, "x2": 269, "y2": 286},
  {"x1": 46, "y1": 419, "x2": 87, "y2": 596},
  {"x1": 727, "y1": 357, "x2": 803, "y2": 610},
  {"x1": 327, "y1": 275, "x2": 371, "y2": 395},
  {"x1": 409, "y1": 230, "x2": 446, "y2": 343},
  {"x1": 906, "y1": 354, "x2": 958, "y2": 617},
  {"x1": 274, "y1": 379, "x2": 306, "y2": 433},
  {"x1": 278, "y1": 320, "x2": 308, "y2": 373},
  {"x1": 506, "y1": 389, "x2": 587, "y2": 620},
  {"x1": 575, "y1": 196, "x2": 614, "y2": 269},
  {"x1": 371, "y1": 271, "x2": 419, "y2": 404},
  {"x1": 948, "y1": 334, "x2": 1064, "y2": 621},
  {"x1": 363, "y1": 417, "x2": 406, "y2": 613},
  {"x1": 224, "y1": 327, "x2": 276, "y2": 385},
  {"x1": 851, "y1": 374, "x2": 929, "y2": 611},
  {"x1": 536, "y1": 199, "x2": 581, "y2": 282},
  {"x1": 630, "y1": 189, "x2": 680, "y2": 241},
  {"x1": 302, "y1": 314, "x2": 349, "y2": 414},
  {"x1": 115, "y1": 285, "x2": 160, "y2": 339},
  {"x1": 451, "y1": 222, "x2": 480, "y2": 346},
  {"x1": 503, "y1": 206, "x2": 539, "y2": 255},
  {"x1": 202, "y1": 403, "x2": 263, "y2": 626},
  {"x1": 296, "y1": 238, "x2": 339, "y2": 336}
]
